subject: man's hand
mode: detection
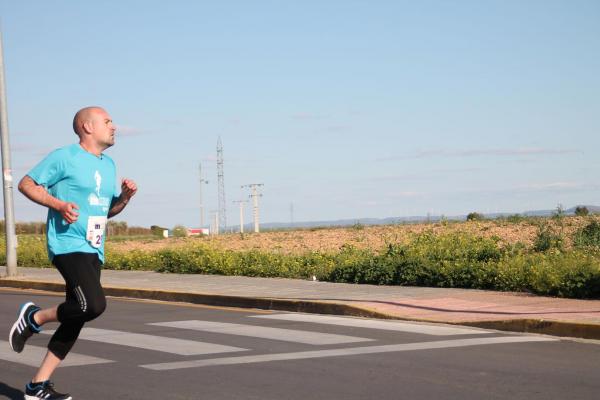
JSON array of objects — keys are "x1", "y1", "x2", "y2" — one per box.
[
  {"x1": 58, "y1": 201, "x2": 79, "y2": 224},
  {"x1": 121, "y1": 178, "x2": 137, "y2": 202},
  {"x1": 108, "y1": 178, "x2": 137, "y2": 219}
]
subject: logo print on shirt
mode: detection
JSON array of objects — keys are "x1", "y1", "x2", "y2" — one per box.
[
  {"x1": 88, "y1": 170, "x2": 110, "y2": 209},
  {"x1": 94, "y1": 171, "x2": 102, "y2": 196}
]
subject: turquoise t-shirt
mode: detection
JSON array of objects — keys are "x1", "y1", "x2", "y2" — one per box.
[{"x1": 27, "y1": 144, "x2": 119, "y2": 263}]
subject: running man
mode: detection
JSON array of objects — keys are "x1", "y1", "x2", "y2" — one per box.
[{"x1": 9, "y1": 106, "x2": 137, "y2": 400}]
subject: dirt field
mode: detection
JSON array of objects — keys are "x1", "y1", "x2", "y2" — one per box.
[{"x1": 108, "y1": 216, "x2": 597, "y2": 254}]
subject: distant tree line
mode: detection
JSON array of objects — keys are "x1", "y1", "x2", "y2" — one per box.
[
  {"x1": 106, "y1": 221, "x2": 152, "y2": 236},
  {"x1": 0, "y1": 220, "x2": 151, "y2": 236},
  {"x1": 464, "y1": 206, "x2": 596, "y2": 222},
  {"x1": 0, "y1": 221, "x2": 46, "y2": 234}
]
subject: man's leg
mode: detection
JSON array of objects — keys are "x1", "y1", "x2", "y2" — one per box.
[
  {"x1": 29, "y1": 306, "x2": 80, "y2": 383},
  {"x1": 24, "y1": 253, "x2": 105, "y2": 400},
  {"x1": 28, "y1": 305, "x2": 61, "y2": 382},
  {"x1": 45, "y1": 252, "x2": 105, "y2": 359},
  {"x1": 33, "y1": 305, "x2": 58, "y2": 325},
  {"x1": 32, "y1": 351, "x2": 62, "y2": 383},
  {"x1": 9, "y1": 288, "x2": 77, "y2": 399}
]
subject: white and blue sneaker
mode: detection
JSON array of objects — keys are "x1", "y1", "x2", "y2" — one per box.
[
  {"x1": 25, "y1": 381, "x2": 72, "y2": 400},
  {"x1": 9, "y1": 301, "x2": 41, "y2": 353}
]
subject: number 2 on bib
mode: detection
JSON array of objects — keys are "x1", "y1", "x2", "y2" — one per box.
[{"x1": 87, "y1": 216, "x2": 107, "y2": 249}]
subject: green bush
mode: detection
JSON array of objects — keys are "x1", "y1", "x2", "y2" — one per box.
[
  {"x1": 327, "y1": 233, "x2": 502, "y2": 288},
  {"x1": 553, "y1": 204, "x2": 566, "y2": 220},
  {"x1": 4, "y1": 231, "x2": 600, "y2": 299},
  {"x1": 104, "y1": 249, "x2": 163, "y2": 271},
  {"x1": 172, "y1": 225, "x2": 188, "y2": 238},
  {"x1": 151, "y1": 245, "x2": 334, "y2": 279},
  {"x1": 573, "y1": 220, "x2": 600, "y2": 248},
  {"x1": 0, "y1": 235, "x2": 51, "y2": 267},
  {"x1": 351, "y1": 222, "x2": 365, "y2": 231},
  {"x1": 506, "y1": 214, "x2": 524, "y2": 223},
  {"x1": 575, "y1": 206, "x2": 589, "y2": 217},
  {"x1": 313, "y1": 245, "x2": 372, "y2": 283},
  {"x1": 533, "y1": 224, "x2": 564, "y2": 252},
  {"x1": 466, "y1": 212, "x2": 485, "y2": 221},
  {"x1": 407, "y1": 231, "x2": 502, "y2": 263},
  {"x1": 523, "y1": 251, "x2": 600, "y2": 298}
]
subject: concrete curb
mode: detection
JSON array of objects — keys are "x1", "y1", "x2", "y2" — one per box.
[
  {"x1": 462, "y1": 319, "x2": 600, "y2": 341},
  {"x1": 2, "y1": 278, "x2": 599, "y2": 340}
]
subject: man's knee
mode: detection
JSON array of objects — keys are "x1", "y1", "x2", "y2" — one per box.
[{"x1": 83, "y1": 296, "x2": 106, "y2": 321}]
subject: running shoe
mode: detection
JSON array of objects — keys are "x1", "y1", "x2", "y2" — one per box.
[
  {"x1": 9, "y1": 301, "x2": 41, "y2": 353},
  {"x1": 25, "y1": 381, "x2": 72, "y2": 400}
]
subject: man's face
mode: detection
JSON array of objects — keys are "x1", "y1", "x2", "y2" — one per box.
[{"x1": 90, "y1": 109, "x2": 116, "y2": 149}]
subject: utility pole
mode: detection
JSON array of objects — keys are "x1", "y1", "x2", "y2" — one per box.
[
  {"x1": 198, "y1": 162, "x2": 208, "y2": 228},
  {"x1": 214, "y1": 211, "x2": 219, "y2": 235},
  {"x1": 209, "y1": 210, "x2": 219, "y2": 236},
  {"x1": 241, "y1": 183, "x2": 263, "y2": 233},
  {"x1": 0, "y1": 29, "x2": 17, "y2": 277},
  {"x1": 290, "y1": 202, "x2": 294, "y2": 226},
  {"x1": 216, "y1": 137, "x2": 226, "y2": 233},
  {"x1": 232, "y1": 200, "x2": 248, "y2": 233}
]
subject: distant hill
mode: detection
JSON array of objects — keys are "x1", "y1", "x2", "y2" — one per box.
[
  {"x1": 522, "y1": 205, "x2": 600, "y2": 217},
  {"x1": 250, "y1": 204, "x2": 600, "y2": 231},
  {"x1": 250, "y1": 215, "x2": 464, "y2": 231}
]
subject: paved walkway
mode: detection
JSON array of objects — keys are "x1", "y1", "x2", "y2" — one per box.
[{"x1": 1, "y1": 266, "x2": 600, "y2": 339}]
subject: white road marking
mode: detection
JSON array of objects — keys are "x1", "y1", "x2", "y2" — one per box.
[
  {"x1": 252, "y1": 313, "x2": 490, "y2": 335},
  {"x1": 42, "y1": 328, "x2": 247, "y2": 356},
  {"x1": 141, "y1": 336, "x2": 558, "y2": 370},
  {"x1": 0, "y1": 340, "x2": 112, "y2": 367},
  {"x1": 148, "y1": 320, "x2": 373, "y2": 345}
]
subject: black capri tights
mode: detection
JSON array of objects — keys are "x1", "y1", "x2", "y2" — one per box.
[{"x1": 49, "y1": 252, "x2": 106, "y2": 360}]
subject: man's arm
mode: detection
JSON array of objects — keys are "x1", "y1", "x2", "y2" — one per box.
[
  {"x1": 107, "y1": 195, "x2": 129, "y2": 219},
  {"x1": 108, "y1": 178, "x2": 137, "y2": 219},
  {"x1": 18, "y1": 176, "x2": 80, "y2": 223}
]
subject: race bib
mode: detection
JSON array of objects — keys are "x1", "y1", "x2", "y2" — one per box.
[{"x1": 86, "y1": 216, "x2": 107, "y2": 249}]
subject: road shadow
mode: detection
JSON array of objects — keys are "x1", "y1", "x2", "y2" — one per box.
[{"x1": 0, "y1": 382, "x2": 23, "y2": 400}]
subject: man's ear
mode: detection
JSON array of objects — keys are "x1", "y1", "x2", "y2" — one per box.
[{"x1": 82, "y1": 120, "x2": 94, "y2": 135}]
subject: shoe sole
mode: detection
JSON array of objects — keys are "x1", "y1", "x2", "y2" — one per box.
[
  {"x1": 9, "y1": 301, "x2": 35, "y2": 353},
  {"x1": 24, "y1": 396, "x2": 72, "y2": 400}
]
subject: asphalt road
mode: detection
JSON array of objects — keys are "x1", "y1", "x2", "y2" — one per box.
[{"x1": 1, "y1": 288, "x2": 599, "y2": 400}]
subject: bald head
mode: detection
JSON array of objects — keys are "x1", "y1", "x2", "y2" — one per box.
[
  {"x1": 72, "y1": 106, "x2": 116, "y2": 154},
  {"x1": 73, "y1": 106, "x2": 106, "y2": 137}
]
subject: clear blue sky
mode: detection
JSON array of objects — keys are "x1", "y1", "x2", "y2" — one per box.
[{"x1": 1, "y1": 1, "x2": 598, "y2": 228}]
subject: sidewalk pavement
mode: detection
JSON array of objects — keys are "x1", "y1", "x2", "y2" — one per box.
[{"x1": 2, "y1": 266, "x2": 600, "y2": 340}]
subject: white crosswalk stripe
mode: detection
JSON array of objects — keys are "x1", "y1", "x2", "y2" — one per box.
[
  {"x1": 149, "y1": 320, "x2": 373, "y2": 345},
  {"x1": 0, "y1": 340, "x2": 112, "y2": 367},
  {"x1": 1, "y1": 315, "x2": 557, "y2": 372},
  {"x1": 140, "y1": 336, "x2": 558, "y2": 370},
  {"x1": 42, "y1": 328, "x2": 247, "y2": 355},
  {"x1": 251, "y1": 313, "x2": 489, "y2": 335}
]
